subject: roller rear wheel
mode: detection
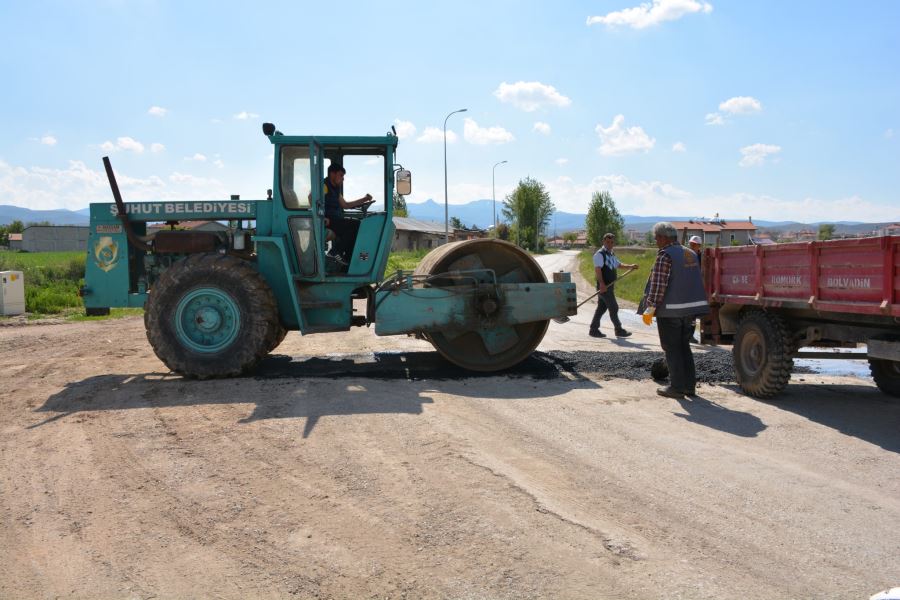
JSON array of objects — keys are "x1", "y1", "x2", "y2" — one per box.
[
  {"x1": 145, "y1": 254, "x2": 280, "y2": 379},
  {"x1": 413, "y1": 239, "x2": 549, "y2": 372}
]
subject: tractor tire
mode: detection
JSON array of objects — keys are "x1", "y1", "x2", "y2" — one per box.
[
  {"x1": 732, "y1": 310, "x2": 794, "y2": 398},
  {"x1": 268, "y1": 326, "x2": 288, "y2": 353},
  {"x1": 144, "y1": 253, "x2": 280, "y2": 379},
  {"x1": 869, "y1": 359, "x2": 900, "y2": 399}
]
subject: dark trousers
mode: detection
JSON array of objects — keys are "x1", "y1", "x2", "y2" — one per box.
[
  {"x1": 329, "y1": 217, "x2": 360, "y2": 259},
  {"x1": 657, "y1": 316, "x2": 696, "y2": 393},
  {"x1": 589, "y1": 286, "x2": 622, "y2": 332}
]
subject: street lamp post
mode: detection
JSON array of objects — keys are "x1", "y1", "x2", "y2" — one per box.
[
  {"x1": 443, "y1": 108, "x2": 467, "y2": 244},
  {"x1": 492, "y1": 160, "x2": 507, "y2": 233}
]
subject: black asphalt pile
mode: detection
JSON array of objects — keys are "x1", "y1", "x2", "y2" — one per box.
[
  {"x1": 256, "y1": 348, "x2": 748, "y2": 383},
  {"x1": 541, "y1": 350, "x2": 737, "y2": 383}
]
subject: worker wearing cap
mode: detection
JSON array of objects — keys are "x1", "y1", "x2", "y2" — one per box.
[
  {"x1": 589, "y1": 233, "x2": 638, "y2": 338},
  {"x1": 687, "y1": 235, "x2": 704, "y2": 342},
  {"x1": 323, "y1": 163, "x2": 374, "y2": 265},
  {"x1": 642, "y1": 222, "x2": 709, "y2": 399},
  {"x1": 688, "y1": 235, "x2": 703, "y2": 268}
]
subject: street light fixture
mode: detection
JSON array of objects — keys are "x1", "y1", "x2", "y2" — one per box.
[
  {"x1": 492, "y1": 160, "x2": 507, "y2": 232},
  {"x1": 443, "y1": 108, "x2": 467, "y2": 243}
]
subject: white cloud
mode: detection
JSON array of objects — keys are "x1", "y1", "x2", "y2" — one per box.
[
  {"x1": 533, "y1": 121, "x2": 552, "y2": 135},
  {"x1": 705, "y1": 112, "x2": 725, "y2": 126},
  {"x1": 463, "y1": 118, "x2": 515, "y2": 145},
  {"x1": 213, "y1": 159, "x2": 224, "y2": 169},
  {"x1": 148, "y1": 106, "x2": 168, "y2": 117},
  {"x1": 169, "y1": 172, "x2": 224, "y2": 188},
  {"x1": 672, "y1": 141, "x2": 687, "y2": 152},
  {"x1": 185, "y1": 153, "x2": 207, "y2": 162},
  {"x1": 595, "y1": 115, "x2": 656, "y2": 156},
  {"x1": 555, "y1": 158, "x2": 569, "y2": 166},
  {"x1": 493, "y1": 81, "x2": 572, "y2": 112},
  {"x1": 587, "y1": 0, "x2": 713, "y2": 29},
  {"x1": 150, "y1": 143, "x2": 165, "y2": 153},
  {"x1": 719, "y1": 96, "x2": 762, "y2": 115},
  {"x1": 233, "y1": 111, "x2": 260, "y2": 120},
  {"x1": 544, "y1": 172, "x2": 897, "y2": 222},
  {"x1": 885, "y1": 128, "x2": 895, "y2": 139},
  {"x1": 416, "y1": 127, "x2": 458, "y2": 144},
  {"x1": 739, "y1": 143, "x2": 781, "y2": 167},
  {"x1": 100, "y1": 137, "x2": 145, "y2": 153},
  {"x1": 40, "y1": 135, "x2": 57, "y2": 146},
  {"x1": 393, "y1": 119, "x2": 417, "y2": 139}
]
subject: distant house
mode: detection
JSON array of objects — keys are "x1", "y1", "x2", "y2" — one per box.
[
  {"x1": 453, "y1": 226, "x2": 488, "y2": 242},
  {"x1": 875, "y1": 223, "x2": 900, "y2": 237},
  {"x1": 22, "y1": 225, "x2": 90, "y2": 252},
  {"x1": 669, "y1": 219, "x2": 757, "y2": 246},
  {"x1": 784, "y1": 229, "x2": 817, "y2": 242},
  {"x1": 8, "y1": 233, "x2": 22, "y2": 250},
  {"x1": 148, "y1": 220, "x2": 229, "y2": 234},
  {"x1": 392, "y1": 217, "x2": 447, "y2": 251}
]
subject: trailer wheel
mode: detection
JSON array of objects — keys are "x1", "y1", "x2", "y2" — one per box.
[
  {"x1": 145, "y1": 253, "x2": 280, "y2": 379},
  {"x1": 869, "y1": 359, "x2": 900, "y2": 398},
  {"x1": 733, "y1": 311, "x2": 793, "y2": 398}
]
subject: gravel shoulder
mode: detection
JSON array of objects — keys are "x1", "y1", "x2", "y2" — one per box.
[{"x1": 1, "y1": 252, "x2": 899, "y2": 599}]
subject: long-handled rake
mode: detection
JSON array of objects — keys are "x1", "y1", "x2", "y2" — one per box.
[{"x1": 553, "y1": 267, "x2": 637, "y2": 324}]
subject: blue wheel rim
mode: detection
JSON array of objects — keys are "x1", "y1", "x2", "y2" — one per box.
[{"x1": 174, "y1": 287, "x2": 241, "y2": 353}]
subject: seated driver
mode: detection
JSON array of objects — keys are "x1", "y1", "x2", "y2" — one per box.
[{"x1": 323, "y1": 163, "x2": 373, "y2": 263}]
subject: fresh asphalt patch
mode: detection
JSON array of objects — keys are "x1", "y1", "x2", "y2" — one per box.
[{"x1": 255, "y1": 348, "x2": 774, "y2": 383}]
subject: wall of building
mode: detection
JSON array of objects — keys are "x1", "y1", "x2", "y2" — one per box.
[{"x1": 22, "y1": 226, "x2": 90, "y2": 252}]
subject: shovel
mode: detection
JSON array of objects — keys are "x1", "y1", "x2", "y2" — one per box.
[{"x1": 553, "y1": 267, "x2": 636, "y2": 324}]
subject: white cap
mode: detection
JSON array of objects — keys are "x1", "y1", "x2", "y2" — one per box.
[{"x1": 688, "y1": 235, "x2": 702, "y2": 244}]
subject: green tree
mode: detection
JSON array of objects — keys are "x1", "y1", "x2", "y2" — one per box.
[
  {"x1": 392, "y1": 191, "x2": 408, "y2": 217},
  {"x1": 818, "y1": 223, "x2": 835, "y2": 240},
  {"x1": 563, "y1": 231, "x2": 577, "y2": 247},
  {"x1": 7, "y1": 220, "x2": 24, "y2": 234},
  {"x1": 494, "y1": 223, "x2": 510, "y2": 240},
  {"x1": 449, "y1": 216, "x2": 464, "y2": 230},
  {"x1": 501, "y1": 177, "x2": 554, "y2": 251},
  {"x1": 585, "y1": 191, "x2": 624, "y2": 248}
]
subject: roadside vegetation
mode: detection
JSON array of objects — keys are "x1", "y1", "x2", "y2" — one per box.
[
  {"x1": 0, "y1": 250, "x2": 87, "y2": 316},
  {"x1": 578, "y1": 248, "x2": 657, "y2": 305}
]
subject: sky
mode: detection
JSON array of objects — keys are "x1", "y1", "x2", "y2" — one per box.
[{"x1": 1, "y1": 0, "x2": 898, "y2": 223}]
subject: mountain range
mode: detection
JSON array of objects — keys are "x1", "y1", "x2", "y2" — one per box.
[{"x1": 0, "y1": 201, "x2": 892, "y2": 236}]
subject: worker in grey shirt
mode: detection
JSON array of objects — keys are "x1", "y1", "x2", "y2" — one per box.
[{"x1": 589, "y1": 233, "x2": 638, "y2": 338}]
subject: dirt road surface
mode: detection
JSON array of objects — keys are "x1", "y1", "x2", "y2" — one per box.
[{"x1": 2, "y1": 251, "x2": 899, "y2": 599}]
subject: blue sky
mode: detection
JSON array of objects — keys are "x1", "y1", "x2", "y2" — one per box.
[{"x1": 1, "y1": 0, "x2": 898, "y2": 222}]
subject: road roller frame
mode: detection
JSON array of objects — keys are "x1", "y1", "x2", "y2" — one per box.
[{"x1": 82, "y1": 123, "x2": 576, "y2": 377}]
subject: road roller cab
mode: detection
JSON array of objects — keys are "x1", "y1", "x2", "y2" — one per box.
[{"x1": 83, "y1": 122, "x2": 577, "y2": 378}]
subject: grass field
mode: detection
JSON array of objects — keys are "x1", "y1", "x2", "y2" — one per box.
[
  {"x1": 1, "y1": 247, "x2": 550, "y2": 317},
  {"x1": 578, "y1": 248, "x2": 657, "y2": 305}
]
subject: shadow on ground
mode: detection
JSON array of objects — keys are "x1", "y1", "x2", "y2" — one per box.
[
  {"x1": 33, "y1": 350, "x2": 600, "y2": 437},
  {"x1": 721, "y1": 382, "x2": 900, "y2": 453}
]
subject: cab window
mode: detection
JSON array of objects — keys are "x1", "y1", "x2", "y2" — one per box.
[{"x1": 280, "y1": 146, "x2": 311, "y2": 209}]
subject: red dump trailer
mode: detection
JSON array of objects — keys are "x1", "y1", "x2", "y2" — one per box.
[{"x1": 700, "y1": 235, "x2": 900, "y2": 399}]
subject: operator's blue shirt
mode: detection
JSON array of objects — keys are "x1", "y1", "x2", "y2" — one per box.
[{"x1": 323, "y1": 178, "x2": 343, "y2": 220}]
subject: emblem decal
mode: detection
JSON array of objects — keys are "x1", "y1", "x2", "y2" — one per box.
[{"x1": 93, "y1": 236, "x2": 120, "y2": 272}]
